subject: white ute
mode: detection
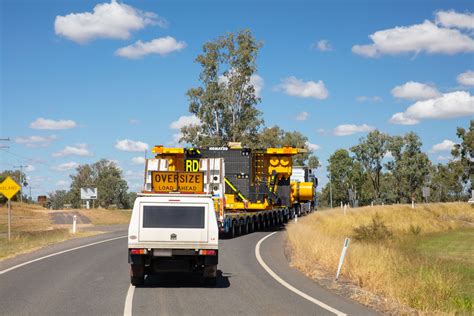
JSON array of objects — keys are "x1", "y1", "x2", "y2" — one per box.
[{"x1": 128, "y1": 193, "x2": 219, "y2": 286}]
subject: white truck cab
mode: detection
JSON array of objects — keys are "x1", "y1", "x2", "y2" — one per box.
[{"x1": 128, "y1": 193, "x2": 219, "y2": 286}]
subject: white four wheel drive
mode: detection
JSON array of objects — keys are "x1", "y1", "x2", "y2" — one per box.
[{"x1": 128, "y1": 193, "x2": 219, "y2": 286}]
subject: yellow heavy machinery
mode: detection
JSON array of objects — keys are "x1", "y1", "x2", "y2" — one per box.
[{"x1": 143, "y1": 145, "x2": 317, "y2": 237}]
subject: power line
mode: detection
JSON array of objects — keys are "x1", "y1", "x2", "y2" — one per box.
[{"x1": 13, "y1": 164, "x2": 28, "y2": 203}]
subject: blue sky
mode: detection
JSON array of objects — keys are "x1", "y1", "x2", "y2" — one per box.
[{"x1": 1, "y1": 0, "x2": 473, "y2": 197}]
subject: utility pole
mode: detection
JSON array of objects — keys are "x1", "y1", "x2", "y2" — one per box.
[{"x1": 13, "y1": 165, "x2": 27, "y2": 203}]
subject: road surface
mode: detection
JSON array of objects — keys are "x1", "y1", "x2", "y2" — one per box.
[{"x1": 0, "y1": 227, "x2": 377, "y2": 315}]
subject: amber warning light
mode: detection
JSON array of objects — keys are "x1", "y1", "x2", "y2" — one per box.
[{"x1": 151, "y1": 171, "x2": 204, "y2": 193}]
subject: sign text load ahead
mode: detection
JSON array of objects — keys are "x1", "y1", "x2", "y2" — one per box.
[{"x1": 151, "y1": 171, "x2": 204, "y2": 193}]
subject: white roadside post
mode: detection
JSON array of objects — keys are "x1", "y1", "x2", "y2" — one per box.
[
  {"x1": 294, "y1": 214, "x2": 298, "y2": 223},
  {"x1": 343, "y1": 204, "x2": 347, "y2": 215},
  {"x1": 72, "y1": 215, "x2": 77, "y2": 234},
  {"x1": 335, "y1": 238, "x2": 350, "y2": 281},
  {"x1": 412, "y1": 199, "x2": 415, "y2": 209},
  {"x1": 340, "y1": 201, "x2": 343, "y2": 210},
  {"x1": 371, "y1": 201, "x2": 373, "y2": 207}
]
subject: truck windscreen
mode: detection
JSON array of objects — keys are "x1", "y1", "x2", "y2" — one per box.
[{"x1": 142, "y1": 205, "x2": 205, "y2": 229}]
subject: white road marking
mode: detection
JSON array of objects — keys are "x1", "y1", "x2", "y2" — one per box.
[
  {"x1": 0, "y1": 235, "x2": 127, "y2": 275},
  {"x1": 123, "y1": 284, "x2": 135, "y2": 316},
  {"x1": 255, "y1": 232, "x2": 347, "y2": 316}
]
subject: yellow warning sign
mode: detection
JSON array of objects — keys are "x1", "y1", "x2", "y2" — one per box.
[
  {"x1": 152, "y1": 171, "x2": 204, "y2": 193},
  {"x1": 0, "y1": 176, "x2": 21, "y2": 200}
]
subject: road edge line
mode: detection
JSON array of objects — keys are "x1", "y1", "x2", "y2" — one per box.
[
  {"x1": 255, "y1": 232, "x2": 347, "y2": 316},
  {"x1": 123, "y1": 284, "x2": 135, "y2": 316},
  {"x1": 0, "y1": 235, "x2": 127, "y2": 275}
]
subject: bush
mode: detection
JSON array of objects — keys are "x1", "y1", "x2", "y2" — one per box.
[{"x1": 353, "y1": 213, "x2": 392, "y2": 242}]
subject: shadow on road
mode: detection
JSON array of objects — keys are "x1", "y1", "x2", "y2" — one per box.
[
  {"x1": 219, "y1": 224, "x2": 286, "y2": 240},
  {"x1": 140, "y1": 270, "x2": 231, "y2": 289}
]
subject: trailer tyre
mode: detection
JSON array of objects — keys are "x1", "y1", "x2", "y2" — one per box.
[
  {"x1": 131, "y1": 276, "x2": 144, "y2": 286},
  {"x1": 204, "y1": 277, "x2": 217, "y2": 286}
]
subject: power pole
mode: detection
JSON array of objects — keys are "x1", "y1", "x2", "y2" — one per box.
[{"x1": 13, "y1": 164, "x2": 27, "y2": 203}]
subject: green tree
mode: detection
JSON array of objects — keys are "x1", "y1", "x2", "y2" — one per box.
[
  {"x1": 326, "y1": 149, "x2": 365, "y2": 206},
  {"x1": 46, "y1": 190, "x2": 71, "y2": 210},
  {"x1": 69, "y1": 160, "x2": 129, "y2": 209},
  {"x1": 350, "y1": 130, "x2": 390, "y2": 202},
  {"x1": 385, "y1": 132, "x2": 431, "y2": 202},
  {"x1": 430, "y1": 161, "x2": 466, "y2": 202},
  {"x1": 452, "y1": 120, "x2": 473, "y2": 191},
  {"x1": 182, "y1": 29, "x2": 263, "y2": 147}
]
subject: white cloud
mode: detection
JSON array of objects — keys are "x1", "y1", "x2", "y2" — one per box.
[
  {"x1": 53, "y1": 144, "x2": 93, "y2": 157},
  {"x1": 390, "y1": 91, "x2": 474, "y2": 125},
  {"x1": 170, "y1": 115, "x2": 201, "y2": 130},
  {"x1": 56, "y1": 180, "x2": 70, "y2": 189},
  {"x1": 457, "y1": 70, "x2": 474, "y2": 86},
  {"x1": 25, "y1": 165, "x2": 35, "y2": 172},
  {"x1": 352, "y1": 20, "x2": 474, "y2": 57},
  {"x1": 52, "y1": 162, "x2": 79, "y2": 171},
  {"x1": 30, "y1": 118, "x2": 77, "y2": 130},
  {"x1": 333, "y1": 124, "x2": 375, "y2": 136},
  {"x1": 15, "y1": 135, "x2": 58, "y2": 148},
  {"x1": 54, "y1": 0, "x2": 165, "y2": 44},
  {"x1": 391, "y1": 81, "x2": 441, "y2": 100},
  {"x1": 356, "y1": 96, "x2": 383, "y2": 102},
  {"x1": 313, "y1": 40, "x2": 332, "y2": 52},
  {"x1": 131, "y1": 156, "x2": 146, "y2": 165},
  {"x1": 115, "y1": 36, "x2": 186, "y2": 59},
  {"x1": 431, "y1": 140, "x2": 456, "y2": 153},
  {"x1": 129, "y1": 119, "x2": 140, "y2": 125},
  {"x1": 115, "y1": 139, "x2": 148, "y2": 152},
  {"x1": 306, "y1": 141, "x2": 321, "y2": 151},
  {"x1": 277, "y1": 76, "x2": 329, "y2": 100},
  {"x1": 125, "y1": 170, "x2": 143, "y2": 180},
  {"x1": 249, "y1": 74, "x2": 264, "y2": 97},
  {"x1": 384, "y1": 151, "x2": 393, "y2": 159},
  {"x1": 296, "y1": 111, "x2": 309, "y2": 121},
  {"x1": 436, "y1": 10, "x2": 474, "y2": 30},
  {"x1": 437, "y1": 155, "x2": 451, "y2": 161}
]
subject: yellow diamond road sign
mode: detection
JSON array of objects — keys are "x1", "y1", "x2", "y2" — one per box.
[{"x1": 0, "y1": 176, "x2": 21, "y2": 200}]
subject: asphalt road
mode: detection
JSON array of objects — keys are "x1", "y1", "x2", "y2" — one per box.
[{"x1": 0, "y1": 228, "x2": 377, "y2": 316}]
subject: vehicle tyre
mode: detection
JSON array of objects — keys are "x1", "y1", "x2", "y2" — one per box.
[
  {"x1": 131, "y1": 275, "x2": 144, "y2": 286},
  {"x1": 204, "y1": 277, "x2": 217, "y2": 286},
  {"x1": 231, "y1": 224, "x2": 236, "y2": 238}
]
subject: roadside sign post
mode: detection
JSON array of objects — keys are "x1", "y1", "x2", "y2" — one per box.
[
  {"x1": 0, "y1": 176, "x2": 21, "y2": 241},
  {"x1": 72, "y1": 215, "x2": 77, "y2": 234}
]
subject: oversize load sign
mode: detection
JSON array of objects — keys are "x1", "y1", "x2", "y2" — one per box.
[{"x1": 152, "y1": 171, "x2": 204, "y2": 193}]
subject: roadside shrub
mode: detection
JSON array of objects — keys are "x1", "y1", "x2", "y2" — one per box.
[
  {"x1": 353, "y1": 213, "x2": 392, "y2": 242},
  {"x1": 409, "y1": 224, "x2": 422, "y2": 236}
]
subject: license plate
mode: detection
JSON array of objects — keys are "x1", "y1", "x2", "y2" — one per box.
[{"x1": 153, "y1": 249, "x2": 172, "y2": 257}]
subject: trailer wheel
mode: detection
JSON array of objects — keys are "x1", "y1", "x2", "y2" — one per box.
[
  {"x1": 204, "y1": 277, "x2": 217, "y2": 286},
  {"x1": 231, "y1": 224, "x2": 236, "y2": 238},
  {"x1": 131, "y1": 276, "x2": 144, "y2": 286}
]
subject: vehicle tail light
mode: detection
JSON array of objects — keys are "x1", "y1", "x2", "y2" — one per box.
[
  {"x1": 130, "y1": 249, "x2": 147, "y2": 255},
  {"x1": 199, "y1": 249, "x2": 217, "y2": 256}
]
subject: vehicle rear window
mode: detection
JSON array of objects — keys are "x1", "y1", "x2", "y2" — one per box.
[{"x1": 142, "y1": 205, "x2": 205, "y2": 229}]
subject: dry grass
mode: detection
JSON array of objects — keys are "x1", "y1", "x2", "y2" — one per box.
[
  {"x1": 286, "y1": 202, "x2": 474, "y2": 314},
  {"x1": 0, "y1": 229, "x2": 98, "y2": 261},
  {"x1": 78, "y1": 208, "x2": 131, "y2": 226},
  {"x1": 0, "y1": 202, "x2": 52, "y2": 233}
]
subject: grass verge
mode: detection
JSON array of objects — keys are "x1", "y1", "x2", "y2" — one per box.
[
  {"x1": 0, "y1": 229, "x2": 98, "y2": 261},
  {"x1": 78, "y1": 208, "x2": 131, "y2": 226},
  {"x1": 286, "y1": 202, "x2": 474, "y2": 314}
]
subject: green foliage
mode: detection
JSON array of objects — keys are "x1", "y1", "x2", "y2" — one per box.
[
  {"x1": 46, "y1": 190, "x2": 71, "y2": 210},
  {"x1": 182, "y1": 29, "x2": 264, "y2": 146},
  {"x1": 451, "y1": 120, "x2": 473, "y2": 190},
  {"x1": 353, "y1": 213, "x2": 393, "y2": 242},
  {"x1": 351, "y1": 130, "x2": 390, "y2": 202},
  {"x1": 69, "y1": 159, "x2": 130, "y2": 209},
  {"x1": 326, "y1": 149, "x2": 365, "y2": 205},
  {"x1": 409, "y1": 224, "x2": 422, "y2": 236},
  {"x1": 430, "y1": 161, "x2": 467, "y2": 202}
]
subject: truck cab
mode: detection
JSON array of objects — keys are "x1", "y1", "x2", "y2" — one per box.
[{"x1": 128, "y1": 193, "x2": 219, "y2": 286}]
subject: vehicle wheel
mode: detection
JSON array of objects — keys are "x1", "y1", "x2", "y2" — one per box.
[
  {"x1": 131, "y1": 275, "x2": 144, "y2": 286},
  {"x1": 231, "y1": 224, "x2": 236, "y2": 238},
  {"x1": 204, "y1": 277, "x2": 217, "y2": 286}
]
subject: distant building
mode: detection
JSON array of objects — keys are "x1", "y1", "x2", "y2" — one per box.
[{"x1": 37, "y1": 195, "x2": 47, "y2": 206}]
